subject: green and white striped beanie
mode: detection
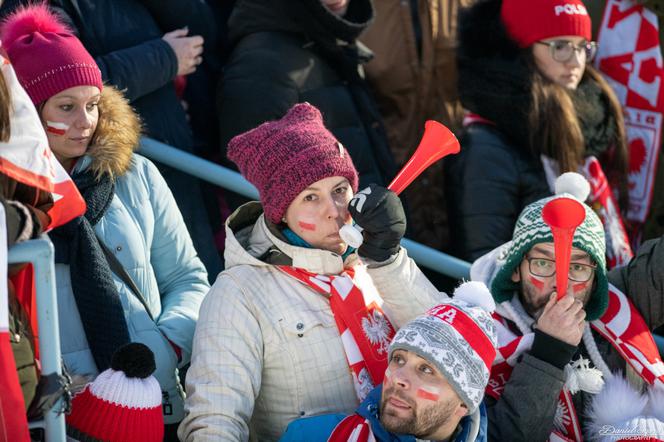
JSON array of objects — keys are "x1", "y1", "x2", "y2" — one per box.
[{"x1": 490, "y1": 173, "x2": 608, "y2": 320}]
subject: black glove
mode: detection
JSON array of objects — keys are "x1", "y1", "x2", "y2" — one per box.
[{"x1": 348, "y1": 184, "x2": 406, "y2": 262}]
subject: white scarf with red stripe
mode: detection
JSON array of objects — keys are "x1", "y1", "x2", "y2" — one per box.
[
  {"x1": 595, "y1": 0, "x2": 664, "y2": 244},
  {"x1": 278, "y1": 265, "x2": 395, "y2": 401},
  {"x1": 486, "y1": 285, "x2": 664, "y2": 441}
]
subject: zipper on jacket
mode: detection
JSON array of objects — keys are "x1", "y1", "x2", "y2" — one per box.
[{"x1": 162, "y1": 391, "x2": 173, "y2": 416}]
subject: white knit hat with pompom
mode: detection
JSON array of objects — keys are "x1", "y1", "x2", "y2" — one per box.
[{"x1": 389, "y1": 281, "x2": 497, "y2": 412}]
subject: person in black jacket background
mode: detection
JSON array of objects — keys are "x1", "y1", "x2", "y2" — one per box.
[
  {"x1": 217, "y1": 0, "x2": 398, "y2": 195},
  {"x1": 445, "y1": 0, "x2": 629, "y2": 263},
  {"x1": 0, "y1": 0, "x2": 224, "y2": 281}
]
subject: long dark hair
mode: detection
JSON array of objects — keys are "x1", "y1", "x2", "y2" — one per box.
[{"x1": 524, "y1": 52, "x2": 630, "y2": 212}]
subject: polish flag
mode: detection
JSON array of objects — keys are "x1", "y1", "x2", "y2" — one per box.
[
  {"x1": 45, "y1": 121, "x2": 68, "y2": 136},
  {"x1": 0, "y1": 53, "x2": 85, "y2": 229}
]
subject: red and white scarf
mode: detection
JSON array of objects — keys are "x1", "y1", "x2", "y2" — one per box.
[
  {"x1": 328, "y1": 415, "x2": 377, "y2": 442},
  {"x1": 486, "y1": 285, "x2": 664, "y2": 441},
  {"x1": 278, "y1": 265, "x2": 395, "y2": 401},
  {"x1": 595, "y1": 0, "x2": 664, "y2": 244}
]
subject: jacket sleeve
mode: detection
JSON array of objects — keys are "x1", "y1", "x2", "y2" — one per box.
[
  {"x1": 179, "y1": 272, "x2": 263, "y2": 442},
  {"x1": 218, "y1": 43, "x2": 299, "y2": 162},
  {"x1": 94, "y1": 39, "x2": 179, "y2": 102},
  {"x1": 486, "y1": 354, "x2": 565, "y2": 442},
  {"x1": 140, "y1": 0, "x2": 216, "y2": 45},
  {"x1": 143, "y1": 158, "x2": 209, "y2": 366},
  {"x1": 608, "y1": 234, "x2": 664, "y2": 330},
  {"x1": 366, "y1": 248, "x2": 448, "y2": 327},
  {"x1": 445, "y1": 128, "x2": 538, "y2": 262}
]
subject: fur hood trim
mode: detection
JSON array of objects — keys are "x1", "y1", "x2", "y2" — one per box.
[
  {"x1": 88, "y1": 85, "x2": 141, "y2": 179},
  {"x1": 585, "y1": 375, "x2": 664, "y2": 441}
]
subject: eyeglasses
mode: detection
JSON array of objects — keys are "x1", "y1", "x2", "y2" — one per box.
[
  {"x1": 525, "y1": 255, "x2": 596, "y2": 282},
  {"x1": 536, "y1": 40, "x2": 598, "y2": 63}
]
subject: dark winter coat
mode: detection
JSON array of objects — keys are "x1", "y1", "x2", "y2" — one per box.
[
  {"x1": 446, "y1": 123, "x2": 550, "y2": 262},
  {"x1": 218, "y1": 0, "x2": 397, "y2": 189}
]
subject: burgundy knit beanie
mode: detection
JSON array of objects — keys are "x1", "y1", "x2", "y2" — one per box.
[
  {"x1": 228, "y1": 103, "x2": 359, "y2": 224},
  {"x1": 501, "y1": 0, "x2": 591, "y2": 48},
  {"x1": 1, "y1": 4, "x2": 103, "y2": 105}
]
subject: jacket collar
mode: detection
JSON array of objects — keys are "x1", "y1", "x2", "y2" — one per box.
[{"x1": 355, "y1": 385, "x2": 483, "y2": 442}]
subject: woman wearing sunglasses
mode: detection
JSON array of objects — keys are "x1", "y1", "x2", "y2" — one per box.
[{"x1": 446, "y1": 0, "x2": 629, "y2": 263}]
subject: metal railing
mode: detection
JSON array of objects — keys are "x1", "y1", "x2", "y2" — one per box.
[
  {"x1": 139, "y1": 137, "x2": 473, "y2": 280},
  {"x1": 139, "y1": 137, "x2": 664, "y2": 357},
  {"x1": 8, "y1": 237, "x2": 66, "y2": 442}
]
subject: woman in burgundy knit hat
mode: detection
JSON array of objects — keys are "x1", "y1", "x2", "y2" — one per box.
[
  {"x1": 1, "y1": 5, "x2": 209, "y2": 438},
  {"x1": 446, "y1": 0, "x2": 630, "y2": 266},
  {"x1": 180, "y1": 102, "x2": 446, "y2": 441}
]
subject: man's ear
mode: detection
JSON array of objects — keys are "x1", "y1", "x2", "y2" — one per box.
[{"x1": 511, "y1": 264, "x2": 521, "y2": 283}]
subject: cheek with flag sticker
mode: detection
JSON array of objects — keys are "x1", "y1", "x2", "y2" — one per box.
[{"x1": 0, "y1": 54, "x2": 85, "y2": 230}]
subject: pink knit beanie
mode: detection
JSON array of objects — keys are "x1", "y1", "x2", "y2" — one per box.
[
  {"x1": 501, "y1": 0, "x2": 591, "y2": 48},
  {"x1": 1, "y1": 4, "x2": 103, "y2": 105},
  {"x1": 228, "y1": 103, "x2": 359, "y2": 224}
]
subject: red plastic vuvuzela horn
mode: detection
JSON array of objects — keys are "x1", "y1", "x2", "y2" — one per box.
[
  {"x1": 387, "y1": 120, "x2": 460, "y2": 195},
  {"x1": 541, "y1": 198, "x2": 586, "y2": 300},
  {"x1": 340, "y1": 121, "x2": 460, "y2": 248}
]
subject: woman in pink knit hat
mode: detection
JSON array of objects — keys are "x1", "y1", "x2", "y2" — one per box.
[
  {"x1": 1, "y1": 5, "x2": 210, "y2": 438},
  {"x1": 446, "y1": 0, "x2": 630, "y2": 267},
  {"x1": 180, "y1": 102, "x2": 446, "y2": 441}
]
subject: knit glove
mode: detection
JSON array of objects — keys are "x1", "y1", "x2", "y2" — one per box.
[{"x1": 348, "y1": 184, "x2": 406, "y2": 262}]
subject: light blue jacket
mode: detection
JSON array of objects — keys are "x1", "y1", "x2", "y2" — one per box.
[{"x1": 52, "y1": 89, "x2": 209, "y2": 424}]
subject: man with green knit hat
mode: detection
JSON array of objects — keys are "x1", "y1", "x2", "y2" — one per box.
[{"x1": 470, "y1": 173, "x2": 664, "y2": 441}]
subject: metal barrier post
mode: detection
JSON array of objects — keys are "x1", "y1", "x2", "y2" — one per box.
[{"x1": 9, "y1": 237, "x2": 66, "y2": 442}]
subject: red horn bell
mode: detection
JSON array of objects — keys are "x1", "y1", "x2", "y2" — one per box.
[
  {"x1": 541, "y1": 198, "x2": 586, "y2": 300},
  {"x1": 388, "y1": 120, "x2": 460, "y2": 195}
]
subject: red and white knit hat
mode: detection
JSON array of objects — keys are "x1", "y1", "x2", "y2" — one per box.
[
  {"x1": 389, "y1": 281, "x2": 498, "y2": 412},
  {"x1": 500, "y1": 0, "x2": 592, "y2": 48},
  {"x1": 66, "y1": 343, "x2": 164, "y2": 442}
]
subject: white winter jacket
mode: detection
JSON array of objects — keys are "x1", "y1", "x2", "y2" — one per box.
[{"x1": 179, "y1": 203, "x2": 447, "y2": 441}]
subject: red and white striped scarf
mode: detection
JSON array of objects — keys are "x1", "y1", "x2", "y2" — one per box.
[
  {"x1": 486, "y1": 285, "x2": 664, "y2": 441},
  {"x1": 328, "y1": 415, "x2": 377, "y2": 442},
  {"x1": 278, "y1": 265, "x2": 395, "y2": 401},
  {"x1": 595, "y1": 0, "x2": 664, "y2": 245}
]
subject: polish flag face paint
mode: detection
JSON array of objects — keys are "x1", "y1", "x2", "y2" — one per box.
[
  {"x1": 416, "y1": 385, "x2": 440, "y2": 402},
  {"x1": 572, "y1": 282, "x2": 588, "y2": 294},
  {"x1": 383, "y1": 368, "x2": 392, "y2": 384},
  {"x1": 46, "y1": 121, "x2": 69, "y2": 136},
  {"x1": 529, "y1": 276, "x2": 545, "y2": 290},
  {"x1": 298, "y1": 221, "x2": 316, "y2": 231}
]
